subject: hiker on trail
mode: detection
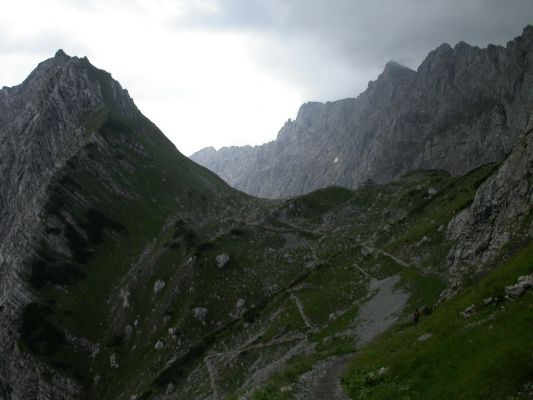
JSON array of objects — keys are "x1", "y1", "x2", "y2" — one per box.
[{"x1": 414, "y1": 308, "x2": 420, "y2": 324}]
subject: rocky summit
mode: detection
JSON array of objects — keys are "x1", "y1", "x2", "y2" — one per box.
[
  {"x1": 191, "y1": 26, "x2": 533, "y2": 199},
  {"x1": 0, "y1": 29, "x2": 532, "y2": 400}
]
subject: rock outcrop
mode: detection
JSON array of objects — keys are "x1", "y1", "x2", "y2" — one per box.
[
  {"x1": 0, "y1": 50, "x2": 137, "y2": 400},
  {"x1": 0, "y1": 50, "x2": 223, "y2": 400},
  {"x1": 191, "y1": 26, "x2": 533, "y2": 199},
  {"x1": 445, "y1": 128, "x2": 533, "y2": 295}
]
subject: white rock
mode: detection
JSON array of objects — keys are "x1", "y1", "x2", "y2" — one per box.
[
  {"x1": 165, "y1": 383, "x2": 176, "y2": 394},
  {"x1": 154, "y1": 280, "x2": 166, "y2": 293},
  {"x1": 417, "y1": 333, "x2": 433, "y2": 342},
  {"x1": 483, "y1": 297, "x2": 494, "y2": 305},
  {"x1": 192, "y1": 307, "x2": 208, "y2": 322},
  {"x1": 110, "y1": 353, "x2": 119, "y2": 368},
  {"x1": 216, "y1": 253, "x2": 230, "y2": 268},
  {"x1": 461, "y1": 304, "x2": 475, "y2": 319},
  {"x1": 506, "y1": 274, "x2": 533, "y2": 299}
]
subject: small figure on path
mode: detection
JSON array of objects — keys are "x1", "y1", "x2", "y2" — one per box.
[{"x1": 413, "y1": 308, "x2": 420, "y2": 324}]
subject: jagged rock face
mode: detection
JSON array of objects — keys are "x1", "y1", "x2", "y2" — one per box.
[
  {"x1": 0, "y1": 48, "x2": 242, "y2": 400},
  {"x1": 191, "y1": 26, "x2": 533, "y2": 199},
  {"x1": 445, "y1": 129, "x2": 533, "y2": 295},
  {"x1": 0, "y1": 51, "x2": 143, "y2": 400}
]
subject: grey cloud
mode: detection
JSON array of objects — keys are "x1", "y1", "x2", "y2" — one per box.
[
  {"x1": 0, "y1": 29, "x2": 84, "y2": 58},
  {"x1": 176, "y1": 0, "x2": 533, "y2": 100}
]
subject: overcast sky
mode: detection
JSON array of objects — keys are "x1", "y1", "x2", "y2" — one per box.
[{"x1": 1, "y1": 0, "x2": 532, "y2": 155}]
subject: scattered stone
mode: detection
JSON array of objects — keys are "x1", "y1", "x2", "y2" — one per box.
[
  {"x1": 378, "y1": 366, "x2": 388, "y2": 375},
  {"x1": 428, "y1": 187, "x2": 438, "y2": 196},
  {"x1": 91, "y1": 344, "x2": 100, "y2": 358},
  {"x1": 168, "y1": 327, "x2": 178, "y2": 336},
  {"x1": 281, "y1": 385, "x2": 293, "y2": 392},
  {"x1": 461, "y1": 304, "x2": 476, "y2": 319},
  {"x1": 361, "y1": 246, "x2": 374, "y2": 257},
  {"x1": 154, "y1": 340, "x2": 164, "y2": 350},
  {"x1": 94, "y1": 374, "x2": 101, "y2": 384},
  {"x1": 236, "y1": 298, "x2": 246, "y2": 309},
  {"x1": 154, "y1": 280, "x2": 166, "y2": 293},
  {"x1": 110, "y1": 353, "x2": 119, "y2": 368},
  {"x1": 192, "y1": 307, "x2": 208, "y2": 322},
  {"x1": 120, "y1": 289, "x2": 130, "y2": 308},
  {"x1": 130, "y1": 395, "x2": 139, "y2": 400},
  {"x1": 483, "y1": 297, "x2": 494, "y2": 306},
  {"x1": 165, "y1": 383, "x2": 176, "y2": 395},
  {"x1": 437, "y1": 224, "x2": 445, "y2": 232},
  {"x1": 382, "y1": 223, "x2": 391, "y2": 232},
  {"x1": 417, "y1": 333, "x2": 433, "y2": 342},
  {"x1": 216, "y1": 253, "x2": 231, "y2": 268},
  {"x1": 124, "y1": 325, "x2": 133, "y2": 339},
  {"x1": 505, "y1": 274, "x2": 533, "y2": 299},
  {"x1": 417, "y1": 236, "x2": 431, "y2": 246}
]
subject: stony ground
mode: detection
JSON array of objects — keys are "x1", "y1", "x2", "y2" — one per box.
[{"x1": 294, "y1": 274, "x2": 409, "y2": 400}]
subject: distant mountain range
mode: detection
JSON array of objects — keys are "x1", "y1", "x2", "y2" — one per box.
[{"x1": 191, "y1": 26, "x2": 533, "y2": 198}]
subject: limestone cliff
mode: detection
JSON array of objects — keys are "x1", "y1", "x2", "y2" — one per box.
[
  {"x1": 0, "y1": 50, "x2": 135, "y2": 400},
  {"x1": 191, "y1": 26, "x2": 533, "y2": 199}
]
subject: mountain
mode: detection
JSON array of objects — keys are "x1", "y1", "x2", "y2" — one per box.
[
  {"x1": 0, "y1": 50, "x2": 240, "y2": 400},
  {"x1": 191, "y1": 26, "x2": 533, "y2": 199},
  {"x1": 0, "y1": 42, "x2": 531, "y2": 400}
]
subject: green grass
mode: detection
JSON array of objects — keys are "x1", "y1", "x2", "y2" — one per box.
[{"x1": 343, "y1": 241, "x2": 533, "y2": 400}]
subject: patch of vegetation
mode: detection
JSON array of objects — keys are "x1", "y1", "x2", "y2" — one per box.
[
  {"x1": 83, "y1": 208, "x2": 127, "y2": 244},
  {"x1": 252, "y1": 384, "x2": 293, "y2": 400},
  {"x1": 343, "y1": 242, "x2": 533, "y2": 400},
  {"x1": 28, "y1": 246, "x2": 86, "y2": 289},
  {"x1": 20, "y1": 303, "x2": 66, "y2": 356}
]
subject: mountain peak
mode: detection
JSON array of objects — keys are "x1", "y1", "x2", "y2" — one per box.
[
  {"x1": 384, "y1": 60, "x2": 410, "y2": 71},
  {"x1": 375, "y1": 60, "x2": 415, "y2": 87},
  {"x1": 454, "y1": 40, "x2": 472, "y2": 50},
  {"x1": 54, "y1": 49, "x2": 69, "y2": 58}
]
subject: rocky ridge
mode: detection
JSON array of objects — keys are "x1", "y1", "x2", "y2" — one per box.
[
  {"x1": 191, "y1": 26, "x2": 533, "y2": 199},
  {"x1": 0, "y1": 50, "x2": 136, "y2": 400}
]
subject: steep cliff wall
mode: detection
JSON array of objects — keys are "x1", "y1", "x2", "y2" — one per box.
[{"x1": 191, "y1": 26, "x2": 533, "y2": 199}]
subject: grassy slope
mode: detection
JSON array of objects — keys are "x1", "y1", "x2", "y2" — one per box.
[
  {"x1": 243, "y1": 165, "x2": 511, "y2": 400},
  {"x1": 343, "y1": 242, "x2": 533, "y2": 400}
]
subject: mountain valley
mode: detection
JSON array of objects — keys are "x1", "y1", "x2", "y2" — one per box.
[{"x1": 0, "y1": 28, "x2": 532, "y2": 400}]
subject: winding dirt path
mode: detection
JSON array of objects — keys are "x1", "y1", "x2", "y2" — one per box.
[
  {"x1": 204, "y1": 356, "x2": 220, "y2": 400},
  {"x1": 291, "y1": 292, "x2": 316, "y2": 331},
  {"x1": 295, "y1": 274, "x2": 408, "y2": 400}
]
